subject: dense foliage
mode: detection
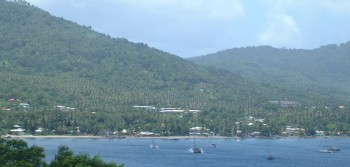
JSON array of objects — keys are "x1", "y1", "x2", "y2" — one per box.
[
  {"x1": 0, "y1": 0, "x2": 350, "y2": 137},
  {"x1": 0, "y1": 138, "x2": 122, "y2": 167},
  {"x1": 50, "y1": 146, "x2": 120, "y2": 167},
  {"x1": 189, "y1": 44, "x2": 350, "y2": 99},
  {"x1": 0, "y1": 0, "x2": 272, "y2": 111},
  {"x1": 0, "y1": 138, "x2": 46, "y2": 166}
]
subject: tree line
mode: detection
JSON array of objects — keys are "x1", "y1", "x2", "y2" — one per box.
[{"x1": 0, "y1": 138, "x2": 123, "y2": 167}]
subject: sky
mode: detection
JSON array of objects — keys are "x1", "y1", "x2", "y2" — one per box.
[{"x1": 25, "y1": 0, "x2": 350, "y2": 58}]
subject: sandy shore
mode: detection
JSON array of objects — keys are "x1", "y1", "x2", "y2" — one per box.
[
  {"x1": 4, "y1": 135, "x2": 348, "y2": 140},
  {"x1": 6, "y1": 135, "x2": 232, "y2": 139}
]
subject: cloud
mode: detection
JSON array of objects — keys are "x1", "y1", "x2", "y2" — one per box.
[
  {"x1": 257, "y1": 0, "x2": 303, "y2": 48},
  {"x1": 258, "y1": 14, "x2": 302, "y2": 47}
]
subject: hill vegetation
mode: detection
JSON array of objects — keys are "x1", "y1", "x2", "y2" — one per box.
[
  {"x1": 189, "y1": 44, "x2": 350, "y2": 99},
  {"x1": 0, "y1": 0, "x2": 349, "y2": 137}
]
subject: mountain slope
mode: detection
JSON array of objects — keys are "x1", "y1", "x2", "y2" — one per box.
[
  {"x1": 2, "y1": 0, "x2": 350, "y2": 137},
  {"x1": 0, "y1": 0, "x2": 283, "y2": 113},
  {"x1": 189, "y1": 44, "x2": 350, "y2": 98}
]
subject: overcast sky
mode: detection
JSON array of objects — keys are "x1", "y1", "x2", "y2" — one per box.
[{"x1": 25, "y1": 0, "x2": 350, "y2": 58}]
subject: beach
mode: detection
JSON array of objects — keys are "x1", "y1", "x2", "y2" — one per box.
[{"x1": 5, "y1": 134, "x2": 232, "y2": 140}]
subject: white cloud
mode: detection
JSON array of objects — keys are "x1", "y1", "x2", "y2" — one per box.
[
  {"x1": 258, "y1": 15, "x2": 302, "y2": 47},
  {"x1": 257, "y1": 0, "x2": 303, "y2": 48}
]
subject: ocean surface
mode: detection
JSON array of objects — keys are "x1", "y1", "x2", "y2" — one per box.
[{"x1": 24, "y1": 137, "x2": 350, "y2": 167}]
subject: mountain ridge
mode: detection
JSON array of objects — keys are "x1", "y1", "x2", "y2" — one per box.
[
  {"x1": 189, "y1": 43, "x2": 350, "y2": 99},
  {"x1": 1, "y1": 0, "x2": 283, "y2": 113}
]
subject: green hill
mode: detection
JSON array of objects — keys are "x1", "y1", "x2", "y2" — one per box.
[
  {"x1": 189, "y1": 44, "x2": 350, "y2": 99},
  {"x1": 1, "y1": 0, "x2": 349, "y2": 136},
  {"x1": 0, "y1": 0, "x2": 274, "y2": 112}
]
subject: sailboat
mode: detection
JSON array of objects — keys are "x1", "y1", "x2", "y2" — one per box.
[
  {"x1": 149, "y1": 129, "x2": 158, "y2": 149},
  {"x1": 318, "y1": 137, "x2": 333, "y2": 153},
  {"x1": 188, "y1": 135, "x2": 203, "y2": 153},
  {"x1": 327, "y1": 137, "x2": 340, "y2": 151},
  {"x1": 267, "y1": 149, "x2": 274, "y2": 160},
  {"x1": 150, "y1": 139, "x2": 159, "y2": 148},
  {"x1": 266, "y1": 133, "x2": 274, "y2": 160},
  {"x1": 328, "y1": 145, "x2": 340, "y2": 151},
  {"x1": 210, "y1": 143, "x2": 217, "y2": 148},
  {"x1": 188, "y1": 116, "x2": 203, "y2": 153}
]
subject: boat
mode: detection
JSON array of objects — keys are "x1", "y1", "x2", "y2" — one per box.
[
  {"x1": 188, "y1": 116, "x2": 203, "y2": 153},
  {"x1": 266, "y1": 133, "x2": 274, "y2": 160},
  {"x1": 266, "y1": 153, "x2": 274, "y2": 160},
  {"x1": 319, "y1": 149, "x2": 333, "y2": 153},
  {"x1": 149, "y1": 128, "x2": 159, "y2": 148},
  {"x1": 318, "y1": 137, "x2": 335, "y2": 153},
  {"x1": 188, "y1": 146, "x2": 203, "y2": 153},
  {"x1": 328, "y1": 145, "x2": 340, "y2": 151},
  {"x1": 267, "y1": 143, "x2": 274, "y2": 160},
  {"x1": 188, "y1": 135, "x2": 203, "y2": 153},
  {"x1": 150, "y1": 141, "x2": 159, "y2": 148}
]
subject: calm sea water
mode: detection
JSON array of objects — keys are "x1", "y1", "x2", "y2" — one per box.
[{"x1": 24, "y1": 137, "x2": 350, "y2": 167}]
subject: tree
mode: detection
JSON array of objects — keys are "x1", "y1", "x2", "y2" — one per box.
[
  {"x1": 0, "y1": 139, "x2": 123, "y2": 167},
  {"x1": 49, "y1": 146, "x2": 123, "y2": 167},
  {"x1": 0, "y1": 138, "x2": 47, "y2": 167}
]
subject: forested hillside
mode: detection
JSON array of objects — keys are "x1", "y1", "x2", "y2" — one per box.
[
  {"x1": 0, "y1": 0, "x2": 349, "y2": 137},
  {"x1": 189, "y1": 44, "x2": 350, "y2": 99},
  {"x1": 0, "y1": 0, "x2": 317, "y2": 111}
]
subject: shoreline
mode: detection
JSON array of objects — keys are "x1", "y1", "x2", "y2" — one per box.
[
  {"x1": 4, "y1": 134, "x2": 348, "y2": 140},
  {"x1": 6, "y1": 135, "x2": 231, "y2": 139}
]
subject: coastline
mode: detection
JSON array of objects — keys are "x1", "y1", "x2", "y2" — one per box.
[
  {"x1": 6, "y1": 135, "x2": 231, "y2": 140},
  {"x1": 4, "y1": 134, "x2": 348, "y2": 140}
]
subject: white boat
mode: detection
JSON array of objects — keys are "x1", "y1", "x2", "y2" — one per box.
[
  {"x1": 150, "y1": 140, "x2": 158, "y2": 148},
  {"x1": 319, "y1": 149, "x2": 333, "y2": 153},
  {"x1": 318, "y1": 137, "x2": 337, "y2": 153}
]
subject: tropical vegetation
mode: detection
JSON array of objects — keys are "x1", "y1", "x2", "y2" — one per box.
[
  {"x1": 0, "y1": 138, "x2": 122, "y2": 167},
  {"x1": 0, "y1": 0, "x2": 350, "y2": 140}
]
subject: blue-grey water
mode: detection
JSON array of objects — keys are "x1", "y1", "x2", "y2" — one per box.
[{"x1": 24, "y1": 137, "x2": 350, "y2": 167}]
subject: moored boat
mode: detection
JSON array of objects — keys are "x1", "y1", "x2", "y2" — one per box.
[
  {"x1": 328, "y1": 146, "x2": 340, "y2": 151},
  {"x1": 188, "y1": 146, "x2": 203, "y2": 153}
]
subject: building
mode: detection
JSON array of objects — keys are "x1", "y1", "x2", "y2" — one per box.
[
  {"x1": 54, "y1": 105, "x2": 75, "y2": 111},
  {"x1": 10, "y1": 125, "x2": 25, "y2": 135},
  {"x1": 283, "y1": 126, "x2": 305, "y2": 136},
  {"x1": 138, "y1": 131, "x2": 159, "y2": 137},
  {"x1": 189, "y1": 126, "x2": 209, "y2": 136},
  {"x1": 159, "y1": 108, "x2": 184, "y2": 113},
  {"x1": 133, "y1": 105, "x2": 156, "y2": 111},
  {"x1": 19, "y1": 103, "x2": 30, "y2": 110},
  {"x1": 159, "y1": 108, "x2": 202, "y2": 114},
  {"x1": 269, "y1": 101, "x2": 299, "y2": 107}
]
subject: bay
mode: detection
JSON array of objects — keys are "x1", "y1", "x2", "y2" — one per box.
[{"x1": 24, "y1": 137, "x2": 350, "y2": 167}]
